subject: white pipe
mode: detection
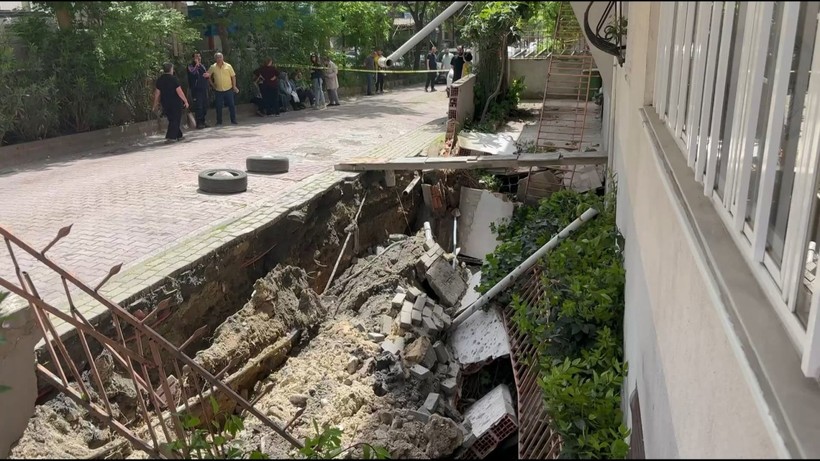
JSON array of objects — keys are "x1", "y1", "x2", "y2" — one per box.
[
  {"x1": 382, "y1": 1, "x2": 469, "y2": 67},
  {"x1": 423, "y1": 221, "x2": 434, "y2": 243},
  {"x1": 450, "y1": 208, "x2": 599, "y2": 329}
]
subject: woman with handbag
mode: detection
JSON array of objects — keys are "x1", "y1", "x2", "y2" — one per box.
[{"x1": 153, "y1": 62, "x2": 190, "y2": 143}]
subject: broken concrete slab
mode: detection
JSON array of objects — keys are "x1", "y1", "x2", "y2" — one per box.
[
  {"x1": 457, "y1": 187, "x2": 514, "y2": 262},
  {"x1": 381, "y1": 337, "x2": 405, "y2": 355},
  {"x1": 448, "y1": 307, "x2": 510, "y2": 367},
  {"x1": 425, "y1": 258, "x2": 467, "y2": 307},
  {"x1": 463, "y1": 384, "x2": 518, "y2": 448},
  {"x1": 456, "y1": 131, "x2": 517, "y2": 156},
  {"x1": 410, "y1": 364, "x2": 431, "y2": 380},
  {"x1": 456, "y1": 271, "x2": 482, "y2": 317}
]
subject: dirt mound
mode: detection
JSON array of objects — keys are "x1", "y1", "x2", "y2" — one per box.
[
  {"x1": 327, "y1": 234, "x2": 426, "y2": 316},
  {"x1": 10, "y1": 393, "x2": 112, "y2": 459},
  {"x1": 194, "y1": 265, "x2": 326, "y2": 375}
]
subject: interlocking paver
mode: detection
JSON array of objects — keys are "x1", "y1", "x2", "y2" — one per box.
[{"x1": 1, "y1": 87, "x2": 447, "y2": 315}]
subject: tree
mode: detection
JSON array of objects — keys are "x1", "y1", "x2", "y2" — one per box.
[
  {"x1": 397, "y1": 1, "x2": 447, "y2": 69},
  {"x1": 461, "y1": 1, "x2": 534, "y2": 122}
]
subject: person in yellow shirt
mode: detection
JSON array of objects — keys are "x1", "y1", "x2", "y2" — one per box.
[{"x1": 207, "y1": 52, "x2": 240, "y2": 126}]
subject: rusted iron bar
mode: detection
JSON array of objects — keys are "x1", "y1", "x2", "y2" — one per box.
[
  {"x1": 42, "y1": 224, "x2": 72, "y2": 255},
  {"x1": 94, "y1": 263, "x2": 123, "y2": 293},
  {"x1": 178, "y1": 325, "x2": 208, "y2": 352},
  {"x1": 139, "y1": 298, "x2": 173, "y2": 325}
]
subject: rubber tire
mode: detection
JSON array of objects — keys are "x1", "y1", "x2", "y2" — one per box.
[
  {"x1": 246, "y1": 155, "x2": 290, "y2": 174},
  {"x1": 198, "y1": 169, "x2": 248, "y2": 194}
]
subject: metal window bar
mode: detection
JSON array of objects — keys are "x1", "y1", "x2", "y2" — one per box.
[{"x1": 0, "y1": 225, "x2": 303, "y2": 458}]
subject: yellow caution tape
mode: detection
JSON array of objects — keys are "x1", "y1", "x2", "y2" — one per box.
[{"x1": 279, "y1": 64, "x2": 449, "y2": 75}]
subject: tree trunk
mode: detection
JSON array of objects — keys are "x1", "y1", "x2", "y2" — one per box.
[
  {"x1": 55, "y1": 5, "x2": 73, "y2": 30},
  {"x1": 218, "y1": 22, "x2": 231, "y2": 56}
]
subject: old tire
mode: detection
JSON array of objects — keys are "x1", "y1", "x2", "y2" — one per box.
[
  {"x1": 246, "y1": 155, "x2": 290, "y2": 174},
  {"x1": 198, "y1": 169, "x2": 248, "y2": 194}
]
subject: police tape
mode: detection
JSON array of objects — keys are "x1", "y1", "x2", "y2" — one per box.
[{"x1": 280, "y1": 64, "x2": 459, "y2": 75}]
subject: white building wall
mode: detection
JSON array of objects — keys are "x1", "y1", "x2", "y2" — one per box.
[{"x1": 572, "y1": 1, "x2": 781, "y2": 457}]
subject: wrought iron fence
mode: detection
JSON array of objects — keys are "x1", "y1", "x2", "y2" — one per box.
[{"x1": 0, "y1": 224, "x2": 302, "y2": 458}]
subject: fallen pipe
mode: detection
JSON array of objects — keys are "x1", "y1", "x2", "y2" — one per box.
[
  {"x1": 450, "y1": 207, "x2": 599, "y2": 329},
  {"x1": 380, "y1": 1, "x2": 469, "y2": 67},
  {"x1": 403, "y1": 172, "x2": 422, "y2": 195},
  {"x1": 423, "y1": 221, "x2": 434, "y2": 245}
]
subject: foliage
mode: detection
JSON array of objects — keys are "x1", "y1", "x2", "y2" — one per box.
[
  {"x1": 298, "y1": 420, "x2": 390, "y2": 459},
  {"x1": 477, "y1": 171, "x2": 501, "y2": 192},
  {"x1": 465, "y1": 76, "x2": 525, "y2": 132},
  {"x1": 604, "y1": 16, "x2": 628, "y2": 43},
  {"x1": 480, "y1": 187, "x2": 630, "y2": 459},
  {"x1": 166, "y1": 396, "x2": 390, "y2": 459}
]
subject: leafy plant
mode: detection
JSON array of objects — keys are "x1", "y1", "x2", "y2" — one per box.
[
  {"x1": 298, "y1": 420, "x2": 389, "y2": 459},
  {"x1": 481, "y1": 186, "x2": 630, "y2": 459},
  {"x1": 604, "y1": 16, "x2": 628, "y2": 43},
  {"x1": 166, "y1": 396, "x2": 390, "y2": 460}
]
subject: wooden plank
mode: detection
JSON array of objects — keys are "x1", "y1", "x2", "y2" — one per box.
[{"x1": 334, "y1": 152, "x2": 608, "y2": 172}]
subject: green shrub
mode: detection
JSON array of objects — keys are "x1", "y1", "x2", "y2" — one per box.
[{"x1": 481, "y1": 187, "x2": 629, "y2": 459}]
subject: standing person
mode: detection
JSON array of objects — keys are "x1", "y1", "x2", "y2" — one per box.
[
  {"x1": 375, "y1": 49, "x2": 385, "y2": 94},
  {"x1": 187, "y1": 52, "x2": 210, "y2": 129},
  {"x1": 364, "y1": 49, "x2": 376, "y2": 96},
  {"x1": 425, "y1": 45, "x2": 438, "y2": 92},
  {"x1": 153, "y1": 62, "x2": 190, "y2": 143},
  {"x1": 208, "y1": 52, "x2": 239, "y2": 126},
  {"x1": 323, "y1": 56, "x2": 340, "y2": 106},
  {"x1": 310, "y1": 54, "x2": 326, "y2": 109},
  {"x1": 451, "y1": 45, "x2": 467, "y2": 82},
  {"x1": 253, "y1": 57, "x2": 280, "y2": 117}
]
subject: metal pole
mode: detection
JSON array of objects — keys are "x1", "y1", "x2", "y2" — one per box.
[
  {"x1": 381, "y1": 1, "x2": 469, "y2": 67},
  {"x1": 324, "y1": 192, "x2": 368, "y2": 294},
  {"x1": 450, "y1": 207, "x2": 599, "y2": 329}
]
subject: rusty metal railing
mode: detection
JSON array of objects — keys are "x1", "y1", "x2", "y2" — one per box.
[
  {"x1": 0, "y1": 225, "x2": 302, "y2": 458},
  {"x1": 500, "y1": 265, "x2": 563, "y2": 459}
]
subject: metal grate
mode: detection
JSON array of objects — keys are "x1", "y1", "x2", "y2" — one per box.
[
  {"x1": 0, "y1": 225, "x2": 302, "y2": 458},
  {"x1": 501, "y1": 266, "x2": 563, "y2": 459}
]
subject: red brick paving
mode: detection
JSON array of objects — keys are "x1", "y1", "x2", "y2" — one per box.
[{"x1": 0, "y1": 87, "x2": 447, "y2": 307}]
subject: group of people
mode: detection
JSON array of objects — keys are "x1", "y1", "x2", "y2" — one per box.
[
  {"x1": 152, "y1": 51, "x2": 342, "y2": 142},
  {"x1": 364, "y1": 49, "x2": 387, "y2": 95}
]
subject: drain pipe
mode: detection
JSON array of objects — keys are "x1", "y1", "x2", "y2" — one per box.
[
  {"x1": 450, "y1": 207, "x2": 599, "y2": 329},
  {"x1": 324, "y1": 192, "x2": 368, "y2": 294},
  {"x1": 380, "y1": 1, "x2": 469, "y2": 67},
  {"x1": 451, "y1": 209, "x2": 461, "y2": 268}
]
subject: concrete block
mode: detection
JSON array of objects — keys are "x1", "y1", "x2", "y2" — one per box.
[
  {"x1": 381, "y1": 315, "x2": 394, "y2": 335},
  {"x1": 433, "y1": 304, "x2": 445, "y2": 318},
  {"x1": 412, "y1": 308, "x2": 423, "y2": 326},
  {"x1": 440, "y1": 377, "x2": 458, "y2": 395},
  {"x1": 391, "y1": 293, "x2": 406, "y2": 310},
  {"x1": 410, "y1": 364, "x2": 431, "y2": 380},
  {"x1": 396, "y1": 285, "x2": 406, "y2": 294},
  {"x1": 400, "y1": 301, "x2": 414, "y2": 329},
  {"x1": 431, "y1": 313, "x2": 444, "y2": 330},
  {"x1": 425, "y1": 258, "x2": 467, "y2": 307},
  {"x1": 433, "y1": 341, "x2": 450, "y2": 363},
  {"x1": 448, "y1": 362, "x2": 461, "y2": 377},
  {"x1": 436, "y1": 363, "x2": 449, "y2": 375},
  {"x1": 422, "y1": 315, "x2": 438, "y2": 333},
  {"x1": 423, "y1": 393, "x2": 441, "y2": 413},
  {"x1": 407, "y1": 286, "x2": 423, "y2": 301},
  {"x1": 422, "y1": 345, "x2": 438, "y2": 369},
  {"x1": 423, "y1": 306, "x2": 433, "y2": 318},
  {"x1": 368, "y1": 332, "x2": 386, "y2": 343},
  {"x1": 409, "y1": 410, "x2": 431, "y2": 424},
  {"x1": 426, "y1": 297, "x2": 436, "y2": 307}
]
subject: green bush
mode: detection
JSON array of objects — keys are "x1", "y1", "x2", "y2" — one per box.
[
  {"x1": 481, "y1": 187, "x2": 629, "y2": 459},
  {"x1": 467, "y1": 76, "x2": 526, "y2": 133}
]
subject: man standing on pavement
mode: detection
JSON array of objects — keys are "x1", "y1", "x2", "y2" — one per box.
[
  {"x1": 375, "y1": 49, "x2": 385, "y2": 94},
  {"x1": 187, "y1": 52, "x2": 210, "y2": 129},
  {"x1": 253, "y1": 57, "x2": 280, "y2": 117},
  {"x1": 450, "y1": 45, "x2": 467, "y2": 83},
  {"x1": 153, "y1": 62, "x2": 190, "y2": 143},
  {"x1": 425, "y1": 45, "x2": 438, "y2": 92},
  {"x1": 208, "y1": 52, "x2": 240, "y2": 126},
  {"x1": 364, "y1": 49, "x2": 376, "y2": 96}
]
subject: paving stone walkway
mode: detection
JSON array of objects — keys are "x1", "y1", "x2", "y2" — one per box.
[{"x1": 0, "y1": 87, "x2": 448, "y2": 323}]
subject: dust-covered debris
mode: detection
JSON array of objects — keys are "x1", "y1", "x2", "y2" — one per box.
[{"x1": 194, "y1": 265, "x2": 326, "y2": 375}]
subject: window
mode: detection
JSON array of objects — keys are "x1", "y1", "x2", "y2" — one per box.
[{"x1": 653, "y1": 1, "x2": 820, "y2": 377}]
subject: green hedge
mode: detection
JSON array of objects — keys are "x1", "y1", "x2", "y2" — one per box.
[{"x1": 480, "y1": 188, "x2": 630, "y2": 459}]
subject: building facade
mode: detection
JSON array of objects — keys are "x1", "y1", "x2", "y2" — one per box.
[{"x1": 571, "y1": 1, "x2": 820, "y2": 457}]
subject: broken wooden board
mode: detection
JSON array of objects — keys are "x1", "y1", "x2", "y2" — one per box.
[{"x1": 334, "y1": 151, "x2": 608, "y2": 172}]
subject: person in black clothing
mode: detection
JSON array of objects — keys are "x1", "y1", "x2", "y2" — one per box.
[
  {"x1": 153, "y1": 62, "x2": 190, "y2": 143},
  {"x1": 451, "y1": 46, "x2": 467, "y2": 82},
  {"x1": 375, "y1": 49, "x2": 385, "y2": 94},
  {"x1": 187, "y1": 52, "x2": 210, "y2": 129},
  {"x1": 425, "y1": 45, "x2": 438, "y2": 92},
  {"x1": 253, "y1": 58, "x2": 280, "y2": 117}
]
